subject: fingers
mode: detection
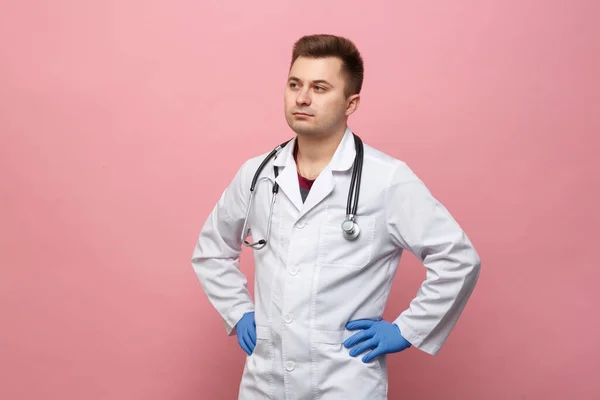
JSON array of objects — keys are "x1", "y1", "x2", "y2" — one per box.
[
  {"x1": 346, "y1": 319, "x2": 377, "y2": 331},
  {"x1": 349, "y1": 337, "x2": 378, "y2": 357},
  {"x1": 344, "y1": 329, "x2": 374, "y2": 348},
  {"x1": 248, "y1": 321, "x2": 256, "y2": 346},
  {"x1": 242, "y1": 331, "x2": 255, "y2": 355},
  {"x1": 236, "y1": 315, "x2": 257, "y2": 356},
  {"x1": 363, "y1": 345, "x2": 385, "y2": 363},
  {"x1": 238, "y1": 333, "x2": 251, "y2": 355}
]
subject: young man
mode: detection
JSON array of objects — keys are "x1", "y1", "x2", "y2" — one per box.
[{"x1": 191, "y1": 34, "x2": 481, "y2": 399}]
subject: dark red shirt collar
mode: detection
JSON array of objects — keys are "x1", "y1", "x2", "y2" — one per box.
[{"x1": 293, "y1": 141, "x2": 315, "y2": 190}]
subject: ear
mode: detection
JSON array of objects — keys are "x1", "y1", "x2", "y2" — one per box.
[{"x1": 345, "y1": 94, "x2": 360, "y2": 117}]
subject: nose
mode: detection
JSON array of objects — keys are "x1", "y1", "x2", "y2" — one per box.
[{"x1": 295, "y1": 87, "x2": 311, "y2": 106}]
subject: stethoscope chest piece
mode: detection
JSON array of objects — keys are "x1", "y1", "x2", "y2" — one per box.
[{"x1": 341, "y1": 217, "x2": 360, "y2": 240}]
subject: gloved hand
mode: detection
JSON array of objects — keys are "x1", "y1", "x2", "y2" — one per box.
[
  {"x1": 343, "y1": 319, "x2": 411, "y2": 363},
  {"x1": 235, "y1": 311, "x2": 256, "y2": 355}
]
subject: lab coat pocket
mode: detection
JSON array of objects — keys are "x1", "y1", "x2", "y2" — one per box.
[
  {"x1": 311, "y1": 328, "x2": 387, "y2": 399},
  {"x1": 255, "y1": 325, "x2": 271, "y2": 341},
  {"x1": 318, "y1": 215, "x2": 376, "y2": 270},
  {"x1": 252, "y1": 325, "x2": 271, "y2": 360},
  {"x1": 240, "y1": 325, "x2": 273, "y2": 398}
]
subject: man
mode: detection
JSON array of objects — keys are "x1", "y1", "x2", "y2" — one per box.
[{"x1": 191, "y1": 34, "x2": 481, "y2": 399}]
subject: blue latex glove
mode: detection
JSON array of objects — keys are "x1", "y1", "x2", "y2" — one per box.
[
  {"x1": 344, "y1": 319, "x2": 411, "y2": 363},
  {"x1": 235, "y1": 311, "x2": 256, "y2": 355}
]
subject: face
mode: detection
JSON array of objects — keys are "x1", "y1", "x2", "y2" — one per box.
[{"x1": 284, "y1": 56, "x2": 360, "y2": 138}]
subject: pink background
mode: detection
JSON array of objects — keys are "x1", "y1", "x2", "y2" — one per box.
[{"x1": 1, "y1": 1, "x2": 599, "y2": 399}]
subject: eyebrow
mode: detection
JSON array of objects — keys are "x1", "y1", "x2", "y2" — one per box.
[{"x1": 288, "y1": 76, "x2": 333, "y2": 87}]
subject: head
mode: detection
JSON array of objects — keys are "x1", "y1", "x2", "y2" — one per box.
[{"x1": 284, "y1": 34, "x2": 364, "y2": 138}]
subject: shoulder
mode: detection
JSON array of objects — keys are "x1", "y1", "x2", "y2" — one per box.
[
  {"x1": 229, "y1": 149, "x2": 276, "y2": 191},
  {"x1": 243, "y1": 150, "x2": 275, "y2": 171},
  {"x1": 362, "y1": 142, "x2": 423, "y2": 186}
]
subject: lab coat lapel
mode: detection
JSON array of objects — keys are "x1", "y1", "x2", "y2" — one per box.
[
  {"x1": 272, "y1": 137, "x2": 303, "y2": 212},
  {"x1": 298, "y1": 128, "x2": 356, "y2": 219},
  {"x1": 271, "y1": 127, "x2": 357, "y2": 219},
  {"x1": 297, "y1": 166, "x2": 334, "y2": 220}
]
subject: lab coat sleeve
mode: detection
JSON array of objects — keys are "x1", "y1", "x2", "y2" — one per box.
[
  {"x1": 385, "y1": 164, "x2": 481, "y2": 356},
  {"x1": 191, "y1": 160, "x2": 254, "y2": 336}
]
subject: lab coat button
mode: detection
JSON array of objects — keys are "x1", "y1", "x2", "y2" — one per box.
[
  {"x1": 296, "y1": 220, "x2": 305, "y2": 228},
  {"x1": 285, "y1": 361, "x2": 295, "y2": 371},
  {"x1": 283, "y1": 314, "x2": 294, "y2": 324},
  {"x1": 289, "y1": 266, "x2": 299, "y2": 276}
]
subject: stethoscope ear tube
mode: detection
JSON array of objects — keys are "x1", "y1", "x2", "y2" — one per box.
[
  {"x1": 242, "y1": 140, "x2": 290, "y2": 249},
  {"x1": 249, "y1": 139, "x2": 292, "y2": 192}
]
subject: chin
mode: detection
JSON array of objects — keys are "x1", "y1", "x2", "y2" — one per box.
[
  {"x1": 289, "y1": 123, "x2": 320, "y2": 137},
  {"x1": 285, "y1": 117, "x2": 310, "y2": 135}
]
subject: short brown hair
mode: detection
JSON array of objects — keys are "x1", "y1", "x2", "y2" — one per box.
[{"x1": 290, "y1": 34, "x2": 364, "y2": 98}]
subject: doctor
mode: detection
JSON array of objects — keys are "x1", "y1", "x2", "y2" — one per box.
[{"x1": 191, "y1": 34, "x2": 481, "y2": 399}]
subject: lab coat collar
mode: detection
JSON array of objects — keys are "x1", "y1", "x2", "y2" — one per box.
[
  {"x1": 272, "y1": 126, "x2": 356, "y2": 171},
  {"x1": 270, "y1": 126, "x2": 356, "y2": 218}
]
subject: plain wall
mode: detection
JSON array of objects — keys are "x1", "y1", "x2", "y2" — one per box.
[{"x1": 1, "y1": 0, "x2": 599, "y2": 399}]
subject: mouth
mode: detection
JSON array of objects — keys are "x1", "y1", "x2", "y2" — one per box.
[{"x1": 293, "y1": 112, "x2": 313, "y2": 117}]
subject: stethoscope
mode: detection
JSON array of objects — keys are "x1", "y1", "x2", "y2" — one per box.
[{"x1": 241, "y1": 133, "x2": 364, "y2": 250}]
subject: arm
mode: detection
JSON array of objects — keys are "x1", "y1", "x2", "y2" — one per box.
[
  {"x1": 191, "y1": 160, "x2": 254, "y2": 336},
  {"x1": 385, "y1": 163, "x2": 481, "y2": 356}
]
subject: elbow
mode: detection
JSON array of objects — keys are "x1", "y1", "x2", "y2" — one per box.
[
  {"x1": 473, "y1": 249, "x2": 481, "y2": 271},
  {"x1": 468, "y1": 249, "x2": 481, "y2": 284}
]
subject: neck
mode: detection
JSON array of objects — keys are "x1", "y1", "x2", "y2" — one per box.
[
  {"x1": 296, "y1": 125, "x2": 347, "y2": 165},
  {"x1": 294, "y1": 125, "x2": 347, "y2": 180}
]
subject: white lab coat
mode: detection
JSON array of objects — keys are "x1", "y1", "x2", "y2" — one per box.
[{"x1": 191, "y1": 127, "x2": 481, "y2": 400}]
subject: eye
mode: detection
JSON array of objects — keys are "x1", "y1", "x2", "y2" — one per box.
[
  {"x1": 289, "y1": 82, "x2": 299, "y2": 88},
  {"x1": 314, "y1": 86, "x2": 325, "y2": 91}
]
